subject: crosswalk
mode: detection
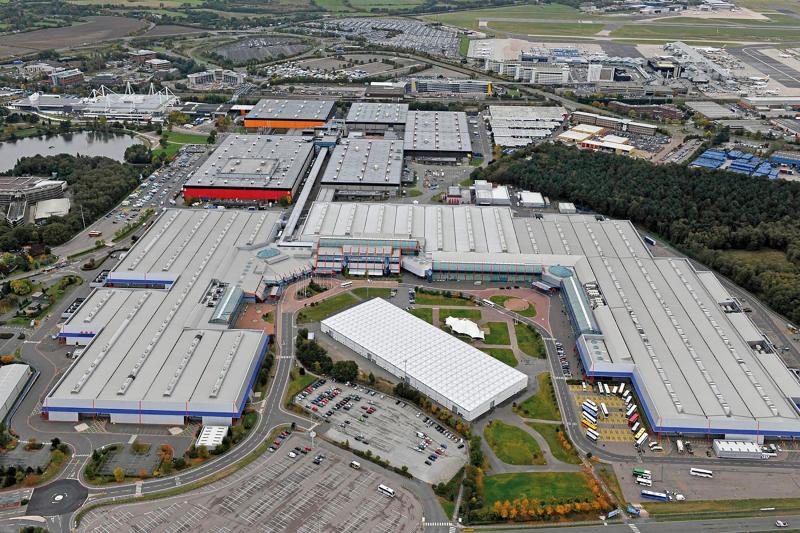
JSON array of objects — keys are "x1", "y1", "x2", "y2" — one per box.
[
  {"x1": 424, "y1": 522, "x2": 456, "y2": 528},
  {"x1": 628, "y1": 523, "x2": 641, "y2": 533}
]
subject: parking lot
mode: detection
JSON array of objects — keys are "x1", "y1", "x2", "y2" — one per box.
[
  {"x1": 297, "y1": 380, "x2": 468, "y2": 484},
  {"x1": 79, "y1": 434, "x2": 423, "y2": 533},
  {"x1": 569, "y1": 383, "x2": 636, "y2": 446}
]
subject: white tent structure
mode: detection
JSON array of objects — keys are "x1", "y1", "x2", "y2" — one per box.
[
  {"x1": 445, "y1": 316, "x2": 485, "y2": 340},
  {"x1": 321, "y1": 298, "x2": 527, "y2": 420}
]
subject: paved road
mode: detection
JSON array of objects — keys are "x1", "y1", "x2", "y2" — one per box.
[{"x1": 474, "y1": 514, "x2": 800, "y2": 532}]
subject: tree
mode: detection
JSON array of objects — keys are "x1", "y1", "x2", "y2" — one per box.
[
  {"x1": 197, "y1": 444, "x2": 209, "y2": 459},
  {"x1": 124, "y1": 144, "x2": 153, "y2": 165},
  {"x1": 113, "y1": 467, "x2": 125, "y2": 482},
  {"x1": 330, "y1": 360, "x2": 358, "y2": 382},
  {"x1": 9, "y1": 279, "x2": 32, "y2": 296},
  {"x1": 368, "y1": 372, "x2": 375, "y2": 385}
]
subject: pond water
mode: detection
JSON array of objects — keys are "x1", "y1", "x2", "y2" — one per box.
[{"x1": 0, "y1": 131, "x2": 143, "y2": 172}]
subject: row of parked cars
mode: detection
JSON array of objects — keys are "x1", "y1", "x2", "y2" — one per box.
[
  {"x1": 267, "y1": 429, "x2": 293, "y2": 453},
  {"x1": 556, "y1": 341, "x2": 572, "y2": 377}
]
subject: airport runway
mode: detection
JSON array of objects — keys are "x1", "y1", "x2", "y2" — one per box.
[{"x1": 731, "y1": 46, "x2": 800, "y2": 89}]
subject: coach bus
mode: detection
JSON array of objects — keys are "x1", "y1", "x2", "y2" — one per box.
[
  {"x1": 582, "y1": 419, "x2": 598, "y2": 431},
  {"x1": 625, "y1": 405, "x2": 637, "y2": 417},
  {"x1": 635, "y1": 477, "x2": 652, "y2": 487},
  {"x1": 641, "y1": 490, "x2": 668, "y2": 502},
  {"x1": 690, "y1": 468, "x2": 713, "y2": 479},
  {"x1": 586, "y1": 428, "x2": 599, "y2": 442},
  {"x1": 340, "y1": 281, "x2": 353, "y2": 288},
  {"x1": 628, "y1": 412, "x2": 639, "y2": 426},
  {"x1": 630, "y1": 421, "x2": 640, "y2": 434},
  {"x1": 600, "y1": 402, "x2": 609, "y2": 418},
  {"x1": 378, "y1": 484, "x2": 396, "y2": 497},
  {"x1": 632, "y1": 468, "x2": 651, "y2": 477},
  {"x1": 635, "y1": 433, "x2": 649, "y2": 447},
  {"x1": 618, "y1": 383, "x2": 626, "y2": 396},
  {"x1": 583, "y1": 399, "x2": 598, "y2": 410},
  {"x1": 582, "y1": 411, "x2": 598, "y2": 425}
]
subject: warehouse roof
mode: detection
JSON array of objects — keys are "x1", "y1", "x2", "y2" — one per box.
[
  {"x1": 301, "y1": 201, "x2": 800, "y2": 435},
  {"x1": 346, "y1": 102, "x2": 408, "y2": 125},
  {"x1": 322, "y1": 298, "x2": 527, "y2": 414},
  {"x1": 489, "y1": 105, "x2": 567, "y2": 121},
  {"x1": 404, "y1": 111, "x2": 472, "y2": 153},
  {"x1": 185, "y1": 134, "x2": 314, "y2": 191},
  {"x1": 0, "y1": 364, "x2": 30, "y2": 417},
  {"x1": 245, "y1": 99, "x2": 335, "y2": 121},
  {"x1": 320, "y1": 139, "x2": 404, "y2": 187},
  {"x1": 48, "y1": 209, "x2": 281, "y2": 411}
]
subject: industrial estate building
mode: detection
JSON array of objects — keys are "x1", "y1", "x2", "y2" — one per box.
[
  {"x1": 244, "y1": 99, "x2": 335, "y2": 129},
  {"x1": 183, "y1": 134, "x2": 316, "y2": 204},
  {"x1": 403, "y1": 111, "x2": 472, "y2": 158},
  {"x1": 321, "y1": 298, "x2": 528, "y2": 421},
  {"x1": 572, "y1": 111, "x2": 658, "y2": 136},
  {"x1": 345, "y1": 102, "x2": 408, "y2": 133},
  {"x1": 187, "y1": 69, "x2": 247, "y2": 88},
  {"x1": 0, "y1": 176, "x2": 67, "y2": 226},
  {"x1": 0, "y1": 364, "x2": 31, "y2": 424},
  {"x1": 320, "y1": 138, "x2": 404, "y2": 198},
  {"x1": 298, "y1": 202, "x2": 800, "y2": 438},
  {"x1": 489, "y1": 105, "x2": 567, "y2": 147},
  {"x1": 46, "y1": 209, "x2": 289, "y2": 425}
]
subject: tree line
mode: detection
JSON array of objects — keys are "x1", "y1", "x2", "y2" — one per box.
[{"x1": 472, "y1": 143, "x2": 800, "y2": 324}]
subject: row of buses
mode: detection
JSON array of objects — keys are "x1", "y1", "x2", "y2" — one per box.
[{"x1": 582, "y1": 399, "x2": 600, "y2": 442}]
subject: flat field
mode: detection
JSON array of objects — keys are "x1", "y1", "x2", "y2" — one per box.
[{"x1": 484, "y1": 472, "x2": 594, "y2": 506}]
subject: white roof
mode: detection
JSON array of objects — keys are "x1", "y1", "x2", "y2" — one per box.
[
  {"x1": 713, "y1": 439, "x2": 761, "y2": 453},
  {"x1": 197, "y1": 425, "x2": 228, "y2": 448},
  {"x1": 322, "y1": 298, "x2": 526, "y2": 414},
  {"x1": 0, "y1": 364, "x2": 29, "y2": 407},
  {"x1": 33, "y1": 198, "x2": 70, "y2": 220},
  {"x1": 404, "y1": 111, "x2": 472, "y2": 153},
  {"x1": 445, "y1": 316, "x2": 485, "y2": 340},
  {"x1": 520, "y1": 191, "x2": 545, "y2": 205},
  {"x1": 558, "y1": 130, "x2": 592, "y2": 142},
  {"x1": 490, "y1": 105, "x2": 567, "y2": 121}
]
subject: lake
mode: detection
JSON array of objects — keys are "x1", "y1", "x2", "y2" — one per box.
[{"x1": 0, "y1": 131, "x2": 144, "y2": 172}]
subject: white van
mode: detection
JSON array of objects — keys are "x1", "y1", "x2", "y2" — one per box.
[
  {"x1": 350, "y1": 461, "x2": 361, "y2": 470},
  {"x1": 416, "y1": 431, "x2": 425, "y2": 439}
]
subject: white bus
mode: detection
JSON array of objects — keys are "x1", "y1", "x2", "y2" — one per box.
[
  {"x1": 612, "y1": 385, "x2": 618, "y2": 395},
  {"x1": 583, "y1": 399, "x2": 598, "y2": 410},
  {"x1": 597, "y1": 382, "x2": 604, "y2": 395},
  {"x1": 340, "y1": 281, "x2": 353, "y2": 288},
  {"x1": 582, "y1": 411, "x2": 597, "y2": 425},
  {"x1": 603, "y1": 383, "x2": 611, "y2": 395},
  {"x1": 618, "y1": 383, "x2": 626, "y2": 396},
  {"x1": 622, "y1": 389, "x2": 631, "y2": 400},
  {"x1": 625, "y1": 405, "x2": 637, "y2": 417},
  {"x1": 600, "y1": 402, "x2": 609, "y2": 418},
  {"x1": 635, "y1": 433, "x2": 649, "y2": 447},
  {"x1": 689, "y1": 468, "x2": 713, "y2": 479},
  {"x1": 586, "y1": 428, "x2": 599, "y2": 442},
  {"x1": 582, "y1": 405, "x2": 598, "y2": 419},
  {"x1": 676, "y1": 440, "x2": 684, "y2": 454},
  {"x1": 650, "y1": 445, "x2": 663, "y2": 452},
  {"x1": 481, "y1": 298, "x2": 496, "y2": 308},
  {"x1": 624, "y1": 395, "x2": 633, "y2": 406},
  {"x1": 378, "y1": 484, "x2": 396, "y2": 497},
  {"x1": 635, "y1": 476, "x2": 652, "y2": 487},
  {"x1": 630, "y1": 421, "x2": 640, "y2": 434},
  {"x1": 582, "y1": 381, "x2": 587, "y2": 392}
]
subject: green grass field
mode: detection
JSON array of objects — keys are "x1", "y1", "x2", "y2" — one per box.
[
  {"x1": 415, "y1": 292, "x2": 475, "y2": 306},
  {"x1": 489, "y1": 20, "x2": 605, "y2": 36},
  {"x1": 69, "y1": 0, "x2": 205, "y2": 6},
  {"x1": 285, "y1": 368, "x2": 316, "y2": 404},
  {"x1": 440, "y1": 308, "x2": 482, "y2": 322},
  {"x1": 526, "y1": 422, "x2": 581, "y2": 464},
  {"x1": 596, "y1": 464, "x2": 624, "y2": 506},
  {"x1": 408, "y1": 307, "x2": 433, "y2": 323},
  {"x1": 515, "y1": 323, "x2": 545, "y2": 358},
  {"x1": 721, "y1": 249, "x2": 796, "y2": 273},
  {"x1": 480, "y1": 347, "x2": 517, "y2": 367},
  {"x1": 483, "y1": 421, "x2": 545, "y2": 465},
  {"x1": 313, "y1": 0, "x2": 356, "y2": 12},
  {"x1": 483, "y1": 322, "x2": 510, "y2": 345},
  {"x1": 351, "y1": 287, "x2": 392, "y2": 299},
  {"x1": 152, "y1": 131, "x2": 208, "y2": 159},
  {"x1": 297, "y1": 292, "x2": 359, "y2": 323},
  {"x1": 484, "y1": 472, "x2": 594, "y2": 508},
  {"x1": 515, "y1": 373, "x2": 561, "y2": 421},
  {"x1": 610, "y1": 23, "x2": 800, "y2": 42},
  {"x1": 424, "y1": 4, "x2": 600, "y2": 30},
  {"x1": 644, "y1": 496, "x2": 800, "y2": 517},
  {"x1": 489, "y1": 295, "x2": 537, "y2": 318}
]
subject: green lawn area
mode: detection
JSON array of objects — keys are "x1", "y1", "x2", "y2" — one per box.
[
  {"x1": 489, "y1": 295, "x2": 537, "y2": 318},
  {"x1": 438, "y1": 496, "x2": 455, "y2": 518},
  {"x1": 284, "y1": 368, "x2": 316, "y2": 404},
  {"x1": 297, "y1": 292, "x2": 360, "y2": 323},
  {"x1": 425, "y1": 4, "x2": 601, "y2": 30},
  {"x1": 409, "y1": 307, "x2": 433, "y2": 323},
  {"x1": 483, "y1": 322, "x2": 510, "y2": 345},
  {"x1": 152, "y1": 131, "x2": 209, "y2": 159},
  {"x1": 515, "y1": 323, "x2": 546, "y2": 358},
  {"x1": 458, "y1": 35, "x2": 470, "y2": 57},
  {"x1": 644, "y1": 496, "x2": 800, "y2": 517},
  {"x1": 515, "y1": 373, "x2": 561, "y2": 421},
  {"x1": 480, "y1": 347, "x2": 517, "y2": 367},
  {"x1": 489, "y1": 21, "x2": 605, "y2": 36},
  {"x1": 415, "y1": 292, "x2": 475, "y2": 306},
  {"x1": 484, "y1": 472, "x2": 594, "y2": 508},
  {"x1": 440, "y1": 308, "x2": 482, "y2": 322},
  {"x1": 314, "y1": 0, "x2": 356, "y2": 11},
  {"x1": 610, "y1": 22, "x2": 800, "y2": 42},
  {"x1": 483, "y1": 421, "x2": 545, "y2": 465},
  {"x1": 351, "y1": 287, "x2": 392, "y2": 299},
  {"x1": 526, "y1": 422, "x2": 580, "y2": 464}
]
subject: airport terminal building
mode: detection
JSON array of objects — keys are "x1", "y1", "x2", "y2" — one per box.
[
  {"x1": 46, "y1": 209, "x2": 293, "y2": 425},
  {"x1": 298, "y1": 202, "x2": 800, "y2": 438}
]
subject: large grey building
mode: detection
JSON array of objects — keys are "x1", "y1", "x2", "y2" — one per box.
[
  {"x1": 320, "y1": 138, "x2": 404, "y2": 198},
  {"x1": 346, "y1": 102, "x2": 408, "y2": 133},
  {"x1": 403, "y1": 111, "x2": 472, "y2": 159},
  {"x1": 47, "y1": 209, "x2": 294, "y2": 426}
]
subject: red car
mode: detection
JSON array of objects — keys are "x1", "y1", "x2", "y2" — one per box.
[
  {"x1": 273, "y1": 440, "x2": 281, "y2": 446},
  {"x1": 304, "y1": 446, "x2": 312, "y2": 452}
]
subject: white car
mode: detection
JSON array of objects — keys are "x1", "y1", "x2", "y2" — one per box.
[
  {"x1": 288, "y1": 451, "x2": 297, "y2": 458},
  {"x1": 775, "y1": 521, "x2": 788, "y2": 528}
]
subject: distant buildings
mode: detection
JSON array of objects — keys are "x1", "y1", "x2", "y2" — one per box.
[
  {"x1": 145, "y1": 58, "x2": 172, "y2": 71},
  {"x1": 0, "y1": 176, "x2": 67, "y2": 226},
  {"x1": 128, "y1": 49, "x2": 157, "y2": 64},
  {"x1": 403, "y1": 111, "x2": 472, "y2": 159},
  {"x1": 187, "y1": 69, "x2": 247, "y2": 88},
  {"x1": 488, "y1": 105, "x2": 567, "y2": 148},
  {"x1": 572, "y1": 111, "x2": 657, "y2": 135},
  {"x1": 345, "y1": 102, "x2": 408, "y2": 133},
  {"x1": 50, "y1": 68, "x2": 84, "y2": 87},
  {"x1": 607, "y1": 101, "x2": 683, "y2": 121},
  {"x1": 410, "y1": 78, "x2": 492, "y2": 95},
  {"x1": 244, "y1": 99, "x2": 335, "y2": 129}
]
